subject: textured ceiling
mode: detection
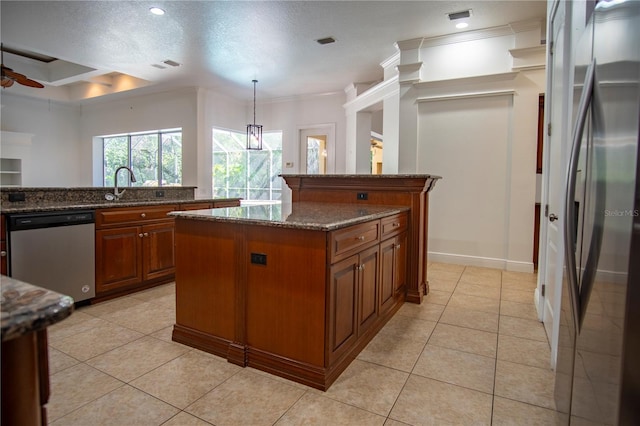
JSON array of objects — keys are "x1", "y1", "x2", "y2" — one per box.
[{"x1": 0, "y1": 1, "x2": 547, "y2": 102}]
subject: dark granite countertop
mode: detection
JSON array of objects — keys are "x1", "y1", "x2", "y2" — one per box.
[
  {"x1": 169, "y1": 201, "x2": 409, "y2": 231},
  {"x1": 1, "y1": 276, "x2": 74, "y2": 342},
  {"x1": 0, "y1": 198, "x2": 240, "y2": 214}
]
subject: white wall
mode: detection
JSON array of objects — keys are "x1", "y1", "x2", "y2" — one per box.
[
  {"x1": 0, "y1": 92, "x2": 82, "y2": 186},
  {"x1": 389, "y1": 22, "x2": 546, "y2": 272}
]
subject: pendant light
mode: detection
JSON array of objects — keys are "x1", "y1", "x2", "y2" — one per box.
[{"x1": 246, "y1": 79, "x2": 263, "y2": 150}]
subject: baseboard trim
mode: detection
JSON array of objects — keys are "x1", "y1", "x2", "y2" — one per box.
[{"x1": 428, "y1": 252, "x2": 534, "y2": 273}]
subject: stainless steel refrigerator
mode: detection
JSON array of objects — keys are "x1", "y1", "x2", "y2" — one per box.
[{"x1": 554, "y1": 0, "x2": 640, "y2": 424}]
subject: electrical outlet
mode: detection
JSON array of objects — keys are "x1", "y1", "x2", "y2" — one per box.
[
  {"x1": 357, "y1": 192, "x2": 368, "y2": 200},
  {"x1": 285, "y1": 162, "x2": 294, "y2": 168},
  {"x1": 8, "y1": 192, "x2": 26, "y2": 202},
  {"x1": 250, "y1": 252, "x2": 267, "y2": 265},
  {"x1": 155, "y1": 190, "x2": 165, "y2": 197}
]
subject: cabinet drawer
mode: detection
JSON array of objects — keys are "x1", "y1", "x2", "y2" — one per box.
[
  {"x1": 330, "y1": 220, "x2": 379, "y2": 262},
  {"x1": 179, "y1": 202, "x2": 213, "y2": 211},
  {"x1": 381, "y1": 213, "x2": 408, "y2": 239},
  {"x1": 96, "y1": 205, "x2": 178, "y2": 227}
]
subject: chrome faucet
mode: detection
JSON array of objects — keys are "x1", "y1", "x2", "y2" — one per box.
[{"x1": 114, "y1": 166, "x2": 137, "y2": 199}]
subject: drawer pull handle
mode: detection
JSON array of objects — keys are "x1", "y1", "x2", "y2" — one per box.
[
  {"x1": 138, "y1": 233, "x2": 144, "y2": 238},
  {"x1": 141, "y1": 213, "x2": 146, "y2": 218},
  {"x1": 393, "y1": 223, "x2": 400, "y2": 227},
  {"x1": 0, "y1": 251, "x2": 6, "y2": 257},
  {"x1": 143, "y1": 232, "x2": 149, "y2": 237},
  {"x1": 396, "y1": 244, "x2": 401, "y2": 249},
  {"x1": 355, "y1": 264, "x2": 365, "y2": 271},
  {"x1": 357, "y1": 236, "x2": 365, "y2": 241}
]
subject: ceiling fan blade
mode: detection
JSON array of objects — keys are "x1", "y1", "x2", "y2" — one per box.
[
  {"x1": 2, "y1": 67, "x2": 27, "y2": 81},
  {"x1": 1, "y1": 78, "x2": 14, "y2": 88},
  {"x1": 17, "y1": 77, "x2": 44, "y2": 88}
]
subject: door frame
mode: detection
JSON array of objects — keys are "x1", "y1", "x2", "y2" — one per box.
[{"x1": 298, "y1": 123, "x2": 336, "y2": 174}]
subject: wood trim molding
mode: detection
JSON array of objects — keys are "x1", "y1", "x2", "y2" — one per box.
[{"x1": 416, "y1": 90, "x2": 516, "y2": 103}]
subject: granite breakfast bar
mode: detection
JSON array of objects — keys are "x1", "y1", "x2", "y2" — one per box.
[{"x1": 171, "y1": 202, "x2": 411, "y2": 390}]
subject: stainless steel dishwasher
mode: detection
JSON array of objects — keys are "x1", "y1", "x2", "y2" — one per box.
[{"x1": 7, "y1": 210, "x2": 95, "y2": 302}]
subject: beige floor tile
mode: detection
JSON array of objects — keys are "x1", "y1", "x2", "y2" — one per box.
[
  {"x1": 428, "y1": 323, "x2": 497, "y2": 358},
  {"x1": 150, "y1": 325, "x2": 177, "y2": 343},
  {"x1": 247, "y1": 366, "x2": 315, "y2": 391},
  {"x1": 162, "y1": 411, "x2": 214, "y2": 425},
  {"x1": 276, "y1": 392, "x2": 386, "y2": 425},
  {"x1": 50, "y1": 384, "x2": 179, "y2": 426},
  {"x1": 427, "y1": 268, "x2": 463, "y2": 282},
  {"x1": 357, "y1": 331, "x2": 426, "y2": 372},
  {"x1": 47, "y1": 312, "x2": 106, "y2": 342},
  {"x1": 439, "y1": 305, "x2": 499, "y2": 333},
  {"x1": 96, "y1": 300, "x2": 176, "y2": 334},
  {"x1": 502, "y1": 278, "x2": 538, "y2": 291},
  {"x1": 498, "y1": 334, "x2": 551, "y2": 369},
  {"x1": 131, "y1": 350, "x2": 242, "y2": 408},
  {"x1": 186, "y1": 369, "x2": 305, "y2": 425},
  {"x1": 383, "y1": 419, "x2": 412, "y2": 426},
  {"x1": 48, "y1": 363, "x2": 123, "y2": 421},
  {"x1": 423, "y1": 289, "x2": 452, "y2": 305},
  {"x1": 429, "y1": 262, "x2": 466, "y2": 273},
  {"x1": 48, "y1": 346, "x2": 80, "y2": 374},
  {"x1": 129, "y1": 282, "x2": 176, "y2": 302},
  {"x1": 495, "y1": 360, "x2": 556, "y2": 410},
  {"x1": 502, "y1": 270, "x2": 538, "y2": 284},
  {"x1": 447, "y1": 293, "x2": 501, "y2": 314},
  {"x1": 389, "y1": 375, "x2": 492, "y2": 425},
  {"x1": 319, "y1": 359, "x2": 409, "y2": 416},
  {"x1": 378, "y1": 313, "x2": 437, "y2": 343},
  {"x1": 502, "y1": 288, "x2": 535, "y2": 304},
  {"x1": 499, "y1": 316, "x2": 548, "y2": 342},
  {"x1": 396, "y1": 300, "x2": 444, "y2": 322},
  {"x1": 454, "y1": 281, "x2": 501, "y2": 299},
  {"x1": 493, "y1": 396, "x2": 567, "y2": 425},
  {"x1": 49, "y1": 321, "x2": 144, "y2": 361},
  {"x1": 460, "y1": 267, "x2": 503, "y2": 287},
  {"x1": 426, "y1": 278, "x2": 458, "y2": 293},
  {"x1": 412, "y1": 344, "x2": 495, "y2": 393},
  {"x1": 87, "y1": 336, "x2": 190, "y2": 382},
  {"x1": 501, "y1": 299, "x2": 540, "y2": 321},
  {"x1": 78, "y1": 295, "x2": 147, "y2": 318}
]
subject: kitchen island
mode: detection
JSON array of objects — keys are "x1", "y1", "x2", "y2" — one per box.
[
  {"x1": 171, "y1": 202, "x2": 410, "y2": 390},
  {"x1": 1, "y1": 276, "x2": 74, "y2": 425}
]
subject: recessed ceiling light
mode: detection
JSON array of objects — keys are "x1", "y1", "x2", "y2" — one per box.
[
  {"x1": 149, "y1": 7, "x2": 165, "y2": 16},
  {"x1": 456, "y1": 22, "x2": 469, "y2": 29}
]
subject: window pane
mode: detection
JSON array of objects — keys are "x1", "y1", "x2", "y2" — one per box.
[
  {"x1": 131, "y1": 134, "x2": 159, "y2": 186},
  {"x1": 104, "y1": 137, "x2": 129, "y2": 187},
  {"x1": 162, "y1": 132, "x2": 182, "y2": 186},
  {"x1": 212, "y1": 128, "x2": 282, "y2": 201}
]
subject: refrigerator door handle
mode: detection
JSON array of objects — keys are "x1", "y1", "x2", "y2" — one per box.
[{"x1": 564, "y1": 59, "x2": 596, "y2": 331}]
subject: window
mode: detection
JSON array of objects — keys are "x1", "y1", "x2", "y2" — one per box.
[
  {"x1": 212, "y1": 128, "x2": 282, "y2": 201},
  {"x1": 103, "y1": 129, "x2": 182, "y2": 187}
]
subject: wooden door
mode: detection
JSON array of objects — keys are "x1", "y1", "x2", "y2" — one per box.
[
  {"x1": 95, "y1": 226, "x2": 142, "y2": 293},
  {"x1": 142, "y1": 221, "x2": 175, "y2": 281}
]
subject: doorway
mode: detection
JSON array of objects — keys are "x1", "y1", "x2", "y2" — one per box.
[{"x1": 299, "y1": 124, "x2": 335, "y2": 174}]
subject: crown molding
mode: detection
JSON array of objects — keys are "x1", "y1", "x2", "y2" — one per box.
[
  {"x1": 396, "y1": 38, "x2": 424, "y2": 51},
  {"x1": 509, "y1": 19, "x2": 543, "y2": 33},
  {"x1": 414, "y1": 72, "x2": 519, "y2": 90},
  {"x1": 416, "y1": 90, "x2": 515, "y2": 104}
]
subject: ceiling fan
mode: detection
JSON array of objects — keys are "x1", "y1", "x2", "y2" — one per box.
[{"x1": 1, "y1": 44, "x2": 44, "y2": 89}]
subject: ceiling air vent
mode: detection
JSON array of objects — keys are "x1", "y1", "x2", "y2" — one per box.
[
  {"x1": 447, "y1": 10, "x2": 472, "y2": 21},
  {"x1": 151, "y1": 64, "x2": 167, "y2": 69},
  {"x1": 316, "y1": 37, "x2": 336, "y2": 45},
  {"x1": 163, "y1": 59, "x2": 181, "y2": 67}
]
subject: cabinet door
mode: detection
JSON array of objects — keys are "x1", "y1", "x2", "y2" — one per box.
[
  {"x1": 379, "y1": 238, "x2": 396, "y2": 314},
  {"x1": 358, "y1": 245, "x2": 379, "y2": 335},
  {"x1": 328, "y1": 254, "x2": 359, "y2": 363},
  {"x1": 96, "y1": 226, "x2": 142, "y2": 293},
  {"x1": 142, "y1": 221, "x2": 175, "y2": 281},
  {"x1": 394, "y1": 232, "x2": 407, "y2": 293}
]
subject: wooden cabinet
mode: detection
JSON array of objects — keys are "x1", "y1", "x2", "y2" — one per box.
[
  {"x1": 95, "y1": 205, "x2": 177, "y2": 298},
  {"x1": 173, "y1": 209, "x2": 408, "y2": 390}
]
